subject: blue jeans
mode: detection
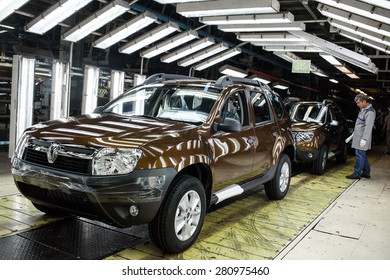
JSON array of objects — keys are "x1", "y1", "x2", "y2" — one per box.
[{"x1": 354, "y1": 149, "x2": 370, "y2": 176}]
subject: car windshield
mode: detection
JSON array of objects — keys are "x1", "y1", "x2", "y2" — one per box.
[
  {"x1": 289, "y1": 103, "x2": 326, "y2": 123},
  {"x1": 102, "y1": 84, "x2": 221, "y2": 125}
]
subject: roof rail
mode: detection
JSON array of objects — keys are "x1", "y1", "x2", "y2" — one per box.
[
  {"x1": 215, "y1": 75, "x2": 271, "y2": 91},
  {"x1": 322, "y1": 99, "x2": 334, "y2": 105},
  {"x1": 143, "y1": 73, "x2": 202, "y2": 85}
]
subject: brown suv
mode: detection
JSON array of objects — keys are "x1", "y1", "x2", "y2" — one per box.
[
  {"x1": 288, "y1": 99, "x2": 349, "y2": 174},
  {"x1": 11, "y1": 74, "x2": 295, "y2": 253}
]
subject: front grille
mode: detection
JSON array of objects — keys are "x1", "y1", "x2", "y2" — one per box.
[
  {"x1": 24, "y1": 148, "x2": 91, "y2": 174},
  {"x1": 22, "y1": 138, "x2": 95, "y2": 175}
]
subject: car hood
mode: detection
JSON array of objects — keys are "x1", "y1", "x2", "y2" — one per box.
[
  {"x1": 290, "y1": 121, "x2": 322, "y2": 132},
  {"x1": 27, "y1": 113, "x2": 196, "y2": 148}
]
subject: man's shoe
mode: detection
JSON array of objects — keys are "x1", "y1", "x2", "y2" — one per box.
[
  {"x1": 346, "y1": 173, "x2": 361, "y2": 179},
  {"x1": 362, "y1": 174, "x2": 371, "y2": 179}
]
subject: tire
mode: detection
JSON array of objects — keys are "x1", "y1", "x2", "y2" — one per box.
[
  {"x1": 264, "y1": 154, "x2": 291, "y2": 200},
  {"x1": 312, "y1": 144, "x2": 327, "y2": 175},
  {"x1": 32, "y1": 202, "x2": 66, "y2": 216},
  {"x1": 336, "y1": 142, "x2": 348, "y2": 163},
  {"x1": 148, "y1": 175, "x2": 206, "y2": 253}
]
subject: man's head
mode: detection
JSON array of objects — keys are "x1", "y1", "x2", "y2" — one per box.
[{"x1": 354, "y1": 93, "x2": 371, "y2": 109}]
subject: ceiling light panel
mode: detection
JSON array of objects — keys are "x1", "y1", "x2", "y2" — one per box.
[
  {"x1": 141, "y1": 30, "x2": 199, "y2": 58},
  {"x1": 219, "y1": 64, "x2": 247, "y2": 78},
  {"x1": 338, "y1": 30, "x2": 390, "y2": 54},
  {"x1": 194, "y1": 48, "x2": 242, "y2": 71},
  {"x1": 154, "y1": 0, "x2": 208, "y2": 3},
  {"x1": 249, "y1": 74, "x2": 271, "y2": 84},
  {"x1": 178, "y1": 42, "x2": 229, "y2": 67},
  {"x1": 318, "y1": 4, "x2": 390, "y2": 38},
  {"x1": 328, "y1": 19, "x2": 390, "y2": 47},
  {"x1": 218, "y1": 22, "x2": 305, "y2": 32},
  {"x1": 263, "y1": 46, "x2": 321, "y2": 52},
  {"x1": 119, "y1": 22, "x2": 180, "y2": 54},
  {"x1": 25, "y1": 0, "x2": 94, "y2": 34},
  {"x1": 0, "y1": 0, "x2": 29, "y2": 22},
  {"x1": 62, "y1": 0, "x2": 129, "y2": 42},
  {"x1": 290, "y1": 30, "x2": 378, "y2": 74},
  {"x1": 357, "y1": 0, "x2": 390, "y2": 9},
  {"x1": 237, "y1": 33, "x2": 306, "y2": 42},
  {"x1": 176, "y1": 0, "x2": 280, "y2": 17},
  {"x1": 93, "y1": 12, "x2": 157, "y2": 49},
  {"x1": 199, "y1": 12, "x2": 293, "y2": 25},
  {"x1": 320, "y1": 53, "x2": 343, "y2": 65},
  {"x1": 161, "y1": 37, "x2": 215, "y2": 63},
  {"x1": 315, "y1": 0, "x2": 390, "y2": 25}
]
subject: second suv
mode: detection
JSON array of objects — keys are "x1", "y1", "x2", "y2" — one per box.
[
  {"x1": 289, "y1": 99, "x2": 349, "y2": 175},
  {"x1": 12, "y1": 74, "x2": 295, "y2": 253}
]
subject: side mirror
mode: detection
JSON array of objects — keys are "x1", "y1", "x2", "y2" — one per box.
[
  {"x1": 93, "y1": 106, "x2": 103, "y2": 113},
  {"x1": 218, "y1": 117, "x2": 242, "y2": 132},
  {"x1": 330, "y1": 120, "x2": 339, "y2": 126}
]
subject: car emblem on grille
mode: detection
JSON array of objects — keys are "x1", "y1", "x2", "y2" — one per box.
[{"x1": 47, "y1": 143, "x2": 60, "y2": 163}]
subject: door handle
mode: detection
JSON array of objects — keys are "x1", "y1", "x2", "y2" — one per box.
[{"x1": 247, "y1": 137, "x2": 256, "y2": 145}]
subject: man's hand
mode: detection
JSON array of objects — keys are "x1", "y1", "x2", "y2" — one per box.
[{"x1": 360, "y1": 139, "x2": 367, "y2": 149}]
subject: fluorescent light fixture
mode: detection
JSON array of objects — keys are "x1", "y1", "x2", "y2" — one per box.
[
  {"x1": 273, "y1": 82, "x2": 288, "y2": 90},
  {"x1": 93, "y1": 12, "x2": 156, "y2": 49},
  {"x1": 194, "y1": 48, "x2": 242, "y2": 71},
  {"x1": 273, "y1": 51, "x2": 300, "y2": 63},
  {"x1": 328, "y1": 19, "x2": 390, "y2": 47},
  {"x1": 25, "y1": 0, "x2": 94, "y2": 34},
  {"x1": 219, "y1": 64, "x2": 247, "y2": 78},
  {"x1": 263, "y1": 46, "x2": 321, "y2": 52},
  {"x1": 249, "y1": 74, "x2": 271, "y2": 84},
  {"x1": 218, "y1": 22, "x2": 305, "y2": 32},
  {"x1": 338, "y1": 29, "x2": 390, "y2": 54},
  {"x1": 176, "y1": 0, "x2": 280, "y2": 17},
  {"x1": 199, "y1": 12, "x2": 294, "y2": 25},
  {"x1": 62, "y1": 0, "x2": 129, "y2": 42},
  {"x1": 317, "y1": 4, "x2": 390, "y2": 38},
  {"x1": 237, "y1": 32, "x2": 306, "y2": 42},
  {"x1": 290, "y1": 30, "x2": 378, "y2": 74},
  {"x1": 119, "y1": 22, "x2": 180, "y2": 54},
  {"x1": 161, "y1": 37, "x2": 215, "y2": 63},
  {"x1": 335, "y1": 64, "x2": 352, "y2": 73},
  {"x1": 358, "y1": 0, "x2": 390, "y2": 9},
  {"x1": 320, "y1": 53, "x2": 342, "y2": 65},
  {"x1": 252, "y1": 41, "x2": 311, "y2": 47},
  {"x1": 154, "y1": 0, "x2": 208, "y2": 3},
  {"x1": 141, "y1": 30, "x2": 198, "y2": 58},
  {"x1": 315, "y1": 0, "x2": 390, "y2": 25},
  {"x1": 312, "y1": 71, "x2": 328, "y2": 77},
  {"x1": 178, "y1": 42, "x2": 229, "y2": 67},
  {"x1": 0, "y1": 0, "x2": 29, "y2": 22},
  {"x1": 346, "y1": 72, "x2": 360, "y2": 79},
  {"x1": 329, "y1": 78, "x2": 338, "y2": 83}
]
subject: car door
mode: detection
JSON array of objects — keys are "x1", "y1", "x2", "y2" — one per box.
[
  {"x1": 250, "y1": 90, "x2": 281, "y2": 177},
  {"x1": 326, "y1": 106, "x2": 344, "y2": 153},
  {"x1": 210, "y1": 90, "x2": 256, "y2": 190}
]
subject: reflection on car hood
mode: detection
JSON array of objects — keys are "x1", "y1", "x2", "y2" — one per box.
[
  {"x1": 27, "y1": 113, "x2": 195, "y2": 148},
  {"x1": 290, "y1": 121, "x2": 322, "y2": 132}
]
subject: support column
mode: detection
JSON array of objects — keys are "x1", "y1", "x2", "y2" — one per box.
[
  {"x1": 81, "y1": 65, "x2": 100, "y2": 114},
  {"x1": 8, "y1": 55, "x2": 35, "y2": 157}
]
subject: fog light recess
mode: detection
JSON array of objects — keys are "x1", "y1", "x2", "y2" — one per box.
[{"x1": 129, "y1": 205, "x2": 139, "y2": 217}]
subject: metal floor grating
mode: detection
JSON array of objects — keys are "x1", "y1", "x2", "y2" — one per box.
[{"x1": 0, "y1": 218, "x2": 148, "y2": 260}]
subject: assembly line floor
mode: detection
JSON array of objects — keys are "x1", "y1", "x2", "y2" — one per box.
[{"x1": 0, "y1": 146, "x2": 389, "y2": 260}]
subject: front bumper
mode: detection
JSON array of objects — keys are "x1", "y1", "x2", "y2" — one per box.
[
  {"x1": 11, "y1": 157, "x2": 177, "y2": 227},
  {"x1": 295, "y1": 147, "x2": 320, "y2": 163}
]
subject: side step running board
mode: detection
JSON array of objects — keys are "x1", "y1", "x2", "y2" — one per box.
[{"x1": 211, "y1": 180, "x2": 264, "y2": 205}]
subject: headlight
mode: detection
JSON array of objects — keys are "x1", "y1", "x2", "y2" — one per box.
[
  {"x1": 92, "y1": 148, "x2": 142, "y2": 176},
  {"x1": 294, "y1": 132, "x2": 314, "y2": 142},
  {"x1": 13, "y1": 133, "x2": 31, "y2": 159}
]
